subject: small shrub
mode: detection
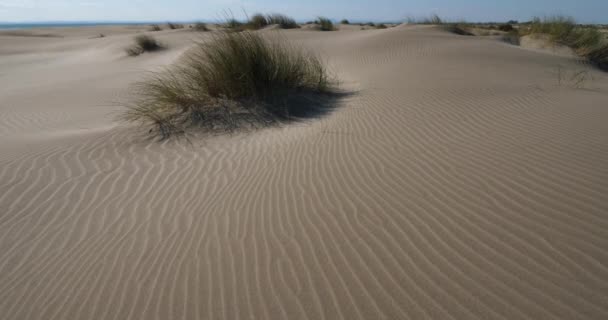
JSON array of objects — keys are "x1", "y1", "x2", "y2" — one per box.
[
  {"x1": 498, "y1": 24, "x2": 514, "y2": 32},
  {"x1": 126, "y1": 35, "x2": 163, "y2": 56},
  {"x1": 267, "y1": 13, "x2": 299, "y2": 29},
  {"x1": 316, "y1": 17, "x2": 336, "y2": 31},
  {"x1": 149, "y1": 24, "x2": 162, "y2": 31},
  {"x1": 123, "y1": 31, "x2": 334, "y2": 138},
  {"x1": 376, "y1": 23, "x2": 387, "y2": 29},
  {"x1": 366, "y1": 22, "x2": 375, "y2": 27},
  {"x1": 340, "y1": 19, "x2": 350, "y2": 24},
  {"x1": 167, "y1": 22, "x2": 184, "y2": 29},
  {"x1": 193, "y1": 22, "x2": 209, "y2": 31}
]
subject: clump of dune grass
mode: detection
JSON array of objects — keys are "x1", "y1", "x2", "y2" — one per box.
[
  {"x1": 444, "y1": 23, "x2": 474, "y2": 36},
  {"x1": 126, "y1": 35, "x2": 164, "y2": 56},
  {"x1": 122, "y1": 31, "x2": 334, "y2": 138},
  {"x1": 267, "y1": 13, "x2": 299, "y2": 29},
  {"x1": 340, "y1": 19, "x2": 350, "y2": 24},
  {"x1": 149, "y1": 24, "x2": 162, "y2": 31},
  {"x1": 316, "y1": 17, "x2": 336, "y2": 31},
  {"x1": 409, "y1": 14, "x2": 443, "y2": 25},
  {"x1": 167, "y1": 22, "x2": 184, "y2": 29},
  {"x1": 376, "y1": 23, "x2": 388, "y2": 29},
  {"x1": 248, "y1": 13, "x2": 269, "y2": 29},
  {"x1": 193, "y1": 22, "x2": 209, "y2": 31}
]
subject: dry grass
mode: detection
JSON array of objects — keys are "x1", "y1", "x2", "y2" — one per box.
[
  {"x1": 518, "y1": 16, "x2": 608, "y2": 70},
  {"x1": 267, "y1": 14, "x2": 299, "y2": 29},
  {"x1": 122, "y1": 31, "x2": 335, "y2": 138},
  {"x1": 126, "y1": 35, "x2": 164, "y2": 56},
  {"x1": 316, "y1": 17, "x2": 336, "y2": 31},
  {"x1": 149, "y1": 24, "x2": 162, "y2": 31},
  {"x1": 167, "y1": 22, "x2": 185, "y2": 29},
  {"x1": 193, "y1": 22, "x2": 209, "y2": 32}
]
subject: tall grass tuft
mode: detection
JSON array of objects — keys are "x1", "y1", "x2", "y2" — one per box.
[
  {"x1": 167, "y1": 22, "x2": 184, "y2": 29},
  {"x1": 340, "y1": 19, "x2": 350, "y2": 24},
  {"x1": 249, "y1": 13, "x2": 269, "y2": 29},
  {"x1": 149, "y1": 24, "x2": 162, "y2": 31},
  {"x1": 126, "y1": 35, "x2": 163, "y2": 56},
  {"x1": 267, "y1": 13, "x2": 299, "y2": 29},
  {"x1": 123, "y1": 31, "x2": 334, "y2": 138},
  {"x1": 316, "y1": 17, "x2": 336, "y2": 31},
  {"x1": 193, "y1": 22, "x2": 209, "y2": 31}
]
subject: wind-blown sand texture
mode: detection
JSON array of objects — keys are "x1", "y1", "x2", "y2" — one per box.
[{"x1": 1, "y1": 24, "x2": 608, "y2": 320}]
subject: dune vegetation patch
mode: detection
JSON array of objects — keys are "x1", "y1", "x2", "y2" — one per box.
[
  {"x1": 126, "y1": 35, "x2": 164, "y2": 56},
  {"x1": 149, "y1": 24, "x2": 162, "y2": 31},
  {"x1": 122, "y1": 31, "x2": 337, "y2": 139},
  {"x1": 167, "y1": 22, "x2": 185, "y2": 29},
  {"x1": 315, "y1": 17, "x2": 336, "y2": 31},
  {"x1": 193, "y1": 22, "x2": 209, "y2": 31},
  {"x1": 224, "y1": 13, "x2": 299, "y2": 31},
  {"x1": 514, "y1": 16, "x2": 608, "y2": 70}
]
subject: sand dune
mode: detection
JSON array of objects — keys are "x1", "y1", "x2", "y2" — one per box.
[{"x1": 1, "y1": 24, "x2": 608, "y2": 319}]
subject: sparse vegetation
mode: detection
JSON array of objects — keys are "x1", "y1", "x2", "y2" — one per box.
[
  {"x1": 498, "y1": 24, "x2": 514, "y2": 32},
  {"x1": 126, "y1": 35, "x2": 164, "y2": 56},
  {"x1": 149, "y1": 24, "x2": 162, "y2": 31},
  {"x1": 340, "y1": 19, "x2": 350, "y2": 24},
  {"x1": 224, "y1": 18, "x2": 244, "y2": 30},
  {"x1": 267, "y1": 13, "x2": 299, "y2": 29},
  {"x1": 193, "y1": 22, "x2": 209, "y2": 31},
  {"x1": 249, "y1": 13, "x2": 269, "y2": 29},
  {"x1": 444, "y1": 23, "x2": 474, "y2": 36},
  {"x1": 517, "y1": 16, "x2": 608, "y2": 70},
  {"x1": 123, "y1": 31, "x2": 334, "y2": 138},
  {"x1": 167, "y1": 22, "x2": 185, "y2": 29},
  {"x1": 376, "y1": 24, "x2": 388, "y2": 29},
  {"x1": 316, "y1": 17, "x2": 336, "y2": 31},
  {"x1": 408, "y1": 14, "x2": 443, "y2": 25}
]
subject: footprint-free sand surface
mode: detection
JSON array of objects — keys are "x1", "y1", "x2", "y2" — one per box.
[{"x1": 1, "y1": 24, "x2": 608, "y2": 319}]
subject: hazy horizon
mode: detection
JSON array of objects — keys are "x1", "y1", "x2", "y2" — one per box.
[{"x1": 0, "y1": 0, "x2": 607, "y2": 24}]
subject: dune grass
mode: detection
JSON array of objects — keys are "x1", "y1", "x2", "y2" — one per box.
[
  {"x1": 316, "y1": 17, "x2": 336, "y2": 31},
  {"x1": 267, "y1": 13, "x2": 299, "y2": 29},
  {"x1": 340, "y1": 19, "x2": 350, "y2": 24},
  {"x1": 517, "y1": 16, "x2": 608, "y2": 70},
  {"x1": 249, "y1": 13, "x2": 269, "y2": 29},
  {"x1": 225, "y1": 13, "x2": 299, "y2": 31},
  {"x1": 193, "y1": 22, "x2": 209, "y2": 31},
  {"x1": 123, "y1": 31, "x2": 334, "y2": 138},
  {"x1": 167, "y1": 22, "x2": 185, "y2": 29},
  {"x1": 376, "y1": 24, "x2": 388, "y2": 29},
  {"x1": 149, "y1": 24, "x2": 162, "y2": 31},
  {"x1": 126, "y1": 35, "x2": 164, "y2": 56}
]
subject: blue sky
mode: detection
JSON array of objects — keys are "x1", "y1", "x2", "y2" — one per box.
[{"x1": 0, "y1": 0, "x2": 606, "y2": 23}]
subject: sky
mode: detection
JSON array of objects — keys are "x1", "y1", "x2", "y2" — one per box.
[{"x1": 0, "y1": 0, "x2": 606, "y2": 24}]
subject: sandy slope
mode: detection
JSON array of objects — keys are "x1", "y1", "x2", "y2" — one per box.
[{"x1": 1, "y1": 24, "x2": 608, "y2": 320}]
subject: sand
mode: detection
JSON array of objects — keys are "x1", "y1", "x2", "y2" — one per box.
[{"x1": 1, "y1": 24, "x2": 608, "y2": 320}]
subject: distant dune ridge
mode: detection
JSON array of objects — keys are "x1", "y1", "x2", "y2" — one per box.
[{"x1": 1, "y1": 20, "x2": 608, "y2": 320}]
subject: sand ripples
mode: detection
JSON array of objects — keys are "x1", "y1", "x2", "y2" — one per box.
[{"x1": 1, "y1": 26, "x2": 608, "y2": 319}]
